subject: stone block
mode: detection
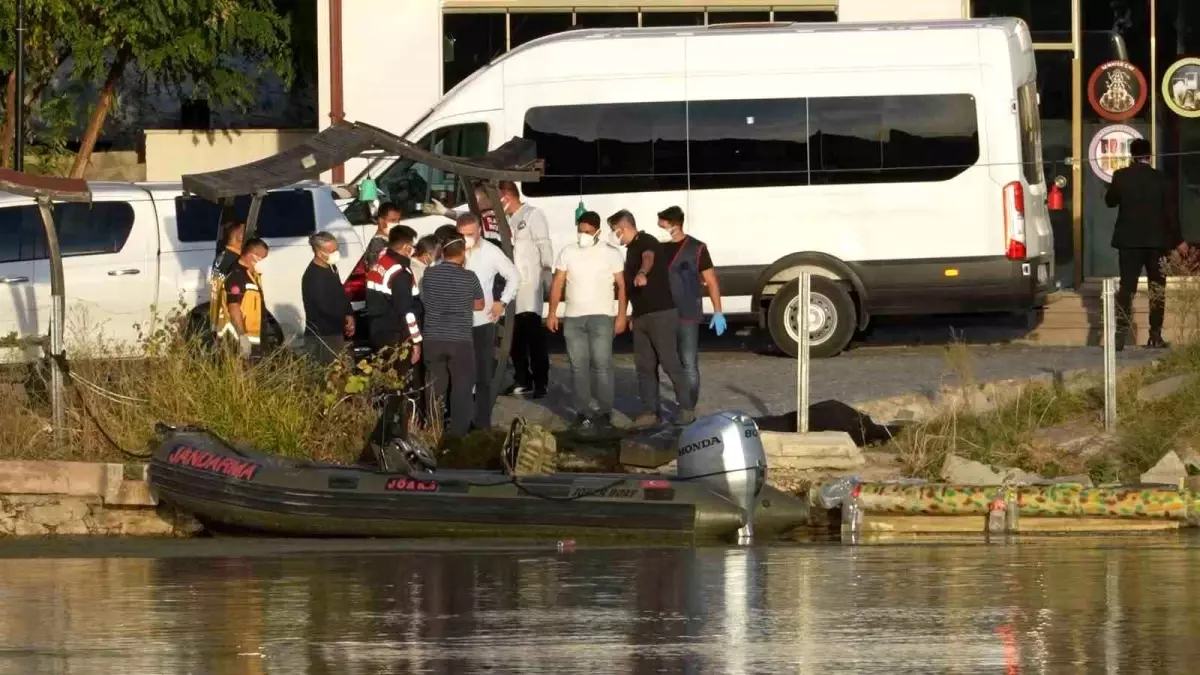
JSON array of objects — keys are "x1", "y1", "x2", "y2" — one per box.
[
  {"x1": 941, "y1": 454, "x2": 1005, "y2": 485},
  {"x1": 619, "y1": 428, "x2": 681, "y2": 469},
  {"x1": 1137, "y1": 375, "x2": 1194, "y2": 403},
  {"x1": 0, "y1": 461, "x2": 107, "y2": 497},
  {"x1": 1141, "y1": 451, "x2": 1188, "y2": 486},
  {"x1": 106, "y1": 480, "x2": 158, "y2": 507},
  {"x1": 761, "y1": 431, "x2": 865, "y2": 471}
]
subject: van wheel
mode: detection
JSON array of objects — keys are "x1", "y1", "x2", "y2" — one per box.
[{"x1": 767, "y1": 276, "x2": 856, "y2": 358}]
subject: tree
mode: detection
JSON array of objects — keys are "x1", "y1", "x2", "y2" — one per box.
[
  {"x1": 66, "y1": 0, "x2": 294, "y2": 177},
  {"x1": 0, "y1": 0, "x2": 78, "y2": 169}
]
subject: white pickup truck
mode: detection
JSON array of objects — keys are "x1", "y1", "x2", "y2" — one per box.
[{"x1": 0, "y1": 180, "x2": 366, "y2": 361}]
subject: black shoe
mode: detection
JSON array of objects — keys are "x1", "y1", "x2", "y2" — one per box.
[
  {"x1": 502, "y1": 383, "x2": 532, "y2": 397},
  {"x1": 531, "y1": 385, "x2": 548, "y2": 400},
  {"x1": 1147, "y1": 335, "x2": 1170, "y2": 349}
]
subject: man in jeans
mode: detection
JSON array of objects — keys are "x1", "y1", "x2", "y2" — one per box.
[
  {"x1": 547, "y1": 211, "x2": 627, "y2": 430},
  {"x1": 656, "y1": 206, "x2": 726, "y2": 403},
  {"x1": 419, "y1": 236, "x2": 485, "y2": 438},
  {"x1": 607, "y1": 210, "x2": 696, "y2": 427}
]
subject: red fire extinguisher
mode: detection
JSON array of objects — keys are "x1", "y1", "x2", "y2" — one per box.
[{"x1": 1047, "y1": 177, "x2": 1065, "y2": 211}]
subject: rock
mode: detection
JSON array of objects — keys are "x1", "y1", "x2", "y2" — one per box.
[
  {"x1": 941, "y1": 454, "x2": 1005, "y2": 485},
  {"x1": 759, "y1": 431, "x2": 866, "y2": 471},
  {"x1": 1137, "y1": 374, "x2": 1194, "y2": 403},
  {"x1": 1141, "y1": 451, "x2": 1188, "y2": 486},
  {"x1": 1031, "y1": 420, "x2": 1117, "y2": 459},
  {"x1": 619, "y1": 427, "x2": 680, "y2": 469}
]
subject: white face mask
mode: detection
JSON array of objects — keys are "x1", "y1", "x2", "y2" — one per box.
[
  {"x1": 464, "y1": 234, "x2": 478, "y2": 250},
  {"x1": 250, "y1": 255, "x2": 266, "y2": 274},
  {"x1": 653, "y1": 227, "x2": 675, "y2": 244},
  {"x1": 578, "y1": 232, "x2": 598, "y2": 248},
  {"x1": 325, "y1": 250, "x2": 341, "y2": 267}
]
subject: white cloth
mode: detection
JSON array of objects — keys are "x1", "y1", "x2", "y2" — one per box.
[
  {"x1": 555, "y1": 243, "x2": 625, "y2": 317},
  {"x1": 508, "y1": 203, "x2": 554, "y2": 315},
  {"x1": 465, "y1": 238, "x2": 520, "y2": 326}
]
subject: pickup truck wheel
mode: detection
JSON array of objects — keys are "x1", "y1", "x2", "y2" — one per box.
[{"x1": 767, "y1": 276, "x2": 856, "y2": 358}]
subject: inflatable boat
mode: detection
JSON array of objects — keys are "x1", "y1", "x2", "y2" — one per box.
[{"x1": 147, "y1": 411, "x2": 809, "y2": 542}]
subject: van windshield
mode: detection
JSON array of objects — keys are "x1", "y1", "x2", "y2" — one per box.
[{"x1": 1017, "y1": 81, "x2": 1045, "y2": 186}]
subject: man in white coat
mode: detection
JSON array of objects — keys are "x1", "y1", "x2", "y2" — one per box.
[{"x1": 496, "y1": 180, "x2": 554, "y2": 398}]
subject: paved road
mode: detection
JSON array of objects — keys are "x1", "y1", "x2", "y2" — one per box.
[{"x1": 494, "y1": 329, "x2": 1160, "y2": 429}]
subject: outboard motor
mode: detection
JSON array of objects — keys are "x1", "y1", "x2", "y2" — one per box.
[{"x1": 676, "y1": 411, "x2": 767, "y2": 544}]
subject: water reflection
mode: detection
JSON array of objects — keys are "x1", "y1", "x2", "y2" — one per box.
[{"x1": 1, "y1": 538, "x2": 1200, "y2": 674}]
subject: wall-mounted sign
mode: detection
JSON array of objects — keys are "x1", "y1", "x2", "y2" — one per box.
[
  {"x1": 1088, "y1": 60, "x2": 1148, "y2": 121},
  {"x1": 1088, "y1": 125, "x2": 1143, "y2": 183},
  {"x1": 1163, "y1": 57, "x2": 1200, "y2": 118}
]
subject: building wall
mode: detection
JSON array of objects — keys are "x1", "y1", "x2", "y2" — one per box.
[
  {"x1": 839, "y1": 0, "x2": 965, "y2": 22},
  {"x1": 143, "y1": 130, "x2": 314, "y2": 182}
]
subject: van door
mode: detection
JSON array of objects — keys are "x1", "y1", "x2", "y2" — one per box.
[
  {"x1": 31, "y1": 199, "x2": 156, "y2": 350},
  {"x1": 0, "y1": 204, "x2": 39, "y2": 359},
  {"x1": 1017, "y1": 81, "x2": 1054, "y2": 286}
]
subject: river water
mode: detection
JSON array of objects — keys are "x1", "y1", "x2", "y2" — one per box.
[{"x1": 1, "y1": 536, "x2": 1199, "y2": 674}]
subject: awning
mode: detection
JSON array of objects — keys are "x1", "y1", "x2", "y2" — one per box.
[
  {"x1": 181, "y1": 120, "x2": 543, "y2": 203},
  {"x1": 0, "y1": 168, "x2": 91, "y2": 202},
  {"x1": 443, "y1": 1, "x2": 837, "y2": 11}
]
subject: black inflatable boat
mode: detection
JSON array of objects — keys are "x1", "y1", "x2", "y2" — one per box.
[{"x1": 147, "y1": 415, "x2": 808, "y2": 542}]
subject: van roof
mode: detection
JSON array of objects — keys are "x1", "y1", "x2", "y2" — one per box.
[
  {"x1": 0, "y1": 179, "x2": 330, "y2": 204},
  {"x1": 503, "y1": 17, "x2": 1025, "y2": 62}
]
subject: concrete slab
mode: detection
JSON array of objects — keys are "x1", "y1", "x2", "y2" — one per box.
[
  {"x1": 0, "y1": 461, "x2": 107, "y2": 497},
  {"x1": 760, "y1": 431, "x2": 865, "y2": 471}
]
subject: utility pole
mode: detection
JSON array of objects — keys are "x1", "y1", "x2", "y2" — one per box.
[{"x1": 14, "y1": 0, "x2": 25, "y2": 172}]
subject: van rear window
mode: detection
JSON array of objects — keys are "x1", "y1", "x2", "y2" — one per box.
[
  {"x1": 175, "y1": 191, "x2": 316, "y2": 243},
  {"x1": 1017, "y1": 82, "x2": 1045, "y2": 186}
]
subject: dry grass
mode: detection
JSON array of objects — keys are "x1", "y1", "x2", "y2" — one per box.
[{"x1": 0, "y1": 304, "x2": 407, "y2": 464}]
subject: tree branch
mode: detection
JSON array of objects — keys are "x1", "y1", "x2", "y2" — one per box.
[{"x1": 70, "y1": 47, "x2": 131, "y2": 179}]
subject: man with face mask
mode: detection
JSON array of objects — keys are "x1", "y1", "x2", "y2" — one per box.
[
  {"x1": 217, "y1": 238, "x2": 270, "y2": 360},
  {"x1": 656, "y1": 206, "x2": 725, "y2": 404},
  {"x1": 607, "y1": 210, "x2": 696, "y2": 427},
  {"x1": 302, "y1": 231, "x2": 355, "y2": 365},
  {"x1": 364, "y1": 202, "x2": 402, "y2": 265},
  {"x1": 495, "y1": 181, "x2": 554, "y2": 398},
  {"x1": 411, "y1": 235, "x2": 439, "y2": 285},
  {"x1": 547, "y1": 211, "x2": 627, "y2": 430},
  {"x1": 365, "y1": 225, "x2": 423, "y2": 361}
]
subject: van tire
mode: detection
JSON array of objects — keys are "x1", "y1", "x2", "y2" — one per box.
[{"x1": 767, "y1": 276, "x2": 856, "y2": 359}]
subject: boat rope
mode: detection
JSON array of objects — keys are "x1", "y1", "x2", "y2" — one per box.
[{"x1": 50, "y1": 353, "x2": 154, "y2": 461}]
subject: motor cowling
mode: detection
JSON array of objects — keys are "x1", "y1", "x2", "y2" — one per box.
[{"x1": 676, "y1": 411, "x2": 767, "y2": 543}]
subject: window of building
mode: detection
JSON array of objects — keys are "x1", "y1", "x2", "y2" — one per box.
[
  {"x1": 522, "y1": 102, "x2": 687, "y2": 197},
  {"x1": 810, "y1": 95, "x2": 979, "y2": 185},
  {"x1": 574, "y1": 12, "x2": 638, "y2": 29},
  {"x1": 687, "y1": 98, "x2": 809, "y2": 190},
  {"x1": 971, "y1": 0, "x2": 1072, "y2": 42},
  {"x1": 510, "y1": 12, "x2": 572, "y2": 48},
  {"x1": 176, "y1": 191, "x2": 317, "y2": 243},
  {"x1": 640, "y1": 11, "x2": 704, "y2": 27},
  {"x1": 707, "y1": 11, "x2": 770, "y2": 25},
  {"x1": 443, "y1": 13, "x2": 506, "y2": 92},
  {"x1": 772, "y1": 11, "x2": 837, "y2": 23}
]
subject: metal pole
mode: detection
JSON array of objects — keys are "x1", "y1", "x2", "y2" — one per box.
[
  {"x1": 36, "y1": 197, "x2": 65, "y2": 447},
  {"x1": 796, "y1": 272, "x2": 811, "y2": 433},
  {"x1": 1151, "y1": 0, "x2": 1158, "y2": 169},
  {"x1": 14, "y1": 0, "x2": 26, "y2": 172},
  {"x1": 1102, "y1": 277, "x2": 1118, "y2": 432}
]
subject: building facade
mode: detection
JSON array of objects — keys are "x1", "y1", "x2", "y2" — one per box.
[{"x1": 318, "y1": 0, "x2": 1200, "y2": 286}]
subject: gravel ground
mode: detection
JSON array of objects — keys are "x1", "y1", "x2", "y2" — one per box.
[{"x1": 494, "y1": 328, "x2": 1161, "y2": 429}]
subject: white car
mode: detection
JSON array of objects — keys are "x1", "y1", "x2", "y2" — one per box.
[{"x1": 0, "y1": 181, "x2": 365, "y2": 361}]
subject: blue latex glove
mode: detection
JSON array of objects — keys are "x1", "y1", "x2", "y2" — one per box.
[{"x1": 709, "y1": 312, "x2": 727, "y2": 336}]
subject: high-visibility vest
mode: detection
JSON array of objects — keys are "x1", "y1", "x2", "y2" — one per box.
[{"x1": 214, "y1": 264, "x2": 265, "y2": 344}]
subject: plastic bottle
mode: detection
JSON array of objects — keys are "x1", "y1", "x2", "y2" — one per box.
[{"x1": 819, "y1": 475, "x2": 861, "y2": 509}]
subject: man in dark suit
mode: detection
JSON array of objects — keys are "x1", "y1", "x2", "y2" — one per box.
[{"x1": 1105, "y1": 138, "x2": 1188, "y2": 350}]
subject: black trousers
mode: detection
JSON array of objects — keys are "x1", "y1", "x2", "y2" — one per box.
[
  {"x1": 472, "y1": 323, "x2": 497, "y2": 429},
  {"x1": 632, "y1": 308, "x2": 696, "y2": 415},
  {"x1": 511, "y1": 311, "x2": 549, "y2": 389},
  {"x1": 426, "y1": 339, "x2": 476, "y2": 438},
  {"x1": 1116, "y1": 248, "x2": 1169, "y2": 339}
]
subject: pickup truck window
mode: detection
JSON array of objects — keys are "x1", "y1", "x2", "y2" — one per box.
[
  {"x1": 0, "y1": 202, "x2": 135, "y2": 262},
  {"x1": 175, "y1": 190, "x2": 316, "y2": 243}
]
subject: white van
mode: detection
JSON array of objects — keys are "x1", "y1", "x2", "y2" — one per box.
[
  {"x1": 0, "y1": 182, "x2": 365, "y2": 361},
  {"x1": 347, "y1": 18, "x2": 1053, "y2": 357}
]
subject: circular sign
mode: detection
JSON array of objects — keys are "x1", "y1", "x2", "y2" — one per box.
[
  {"x1": 1163, "y1": 57, "x2": 1200, "y2": 118},
  {"x1": 1088, "y1": 125, "x2": 1143, "y2": 183},
  {"x1": 1088, "y1": 60, "x2": 1148, "y2": 121}
]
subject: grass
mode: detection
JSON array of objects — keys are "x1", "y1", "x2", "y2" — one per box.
[{"x1": 891, "y1": 257, "x2": 1200, "y2": 486}]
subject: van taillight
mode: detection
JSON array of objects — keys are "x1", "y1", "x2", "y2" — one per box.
[{"x1": 1003, "y1": 181, "x2": 1027, "y2": 261}]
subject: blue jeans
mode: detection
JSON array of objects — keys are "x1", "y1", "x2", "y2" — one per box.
[
  {"x1": 562, "y1": 315, "x2": 615, "y2": 417},
  {"x1": 677, "y1": 319, "x2": 701, "y2": 404}
]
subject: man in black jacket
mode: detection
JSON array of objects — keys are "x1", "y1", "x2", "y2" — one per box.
[
  {"x1": 1105, "y1": 138, "x2": 1188, "y2": 350},
  {"x1": 301, "y1": 231, "x2": 354, "y2": 365},
  {"x1": 365, "y1": 225, "x2": 423, "y2": 360}
]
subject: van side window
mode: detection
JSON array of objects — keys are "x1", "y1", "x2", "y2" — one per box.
[
  {"x1": 810, "y1": 94, "x2": 979, "y2": 185},
  {"x1": 344, "y1": 123, "x2": 490, "y2": 224},
  {"x1": 523, "y1": 102, "x2": 687, "y2": 197},
  {"x1": 688, "y1": 98, "x2": 809, "y2": 190},
  {"x1": 0, "y1": 202, "x2": 135, "y2": 261},
  {"x1": 176, "y1": 191, "x2": 317, "y2": 243}
]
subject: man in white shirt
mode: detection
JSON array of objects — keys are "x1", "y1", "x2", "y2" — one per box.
[
  {"x1": 457, "y1": 212, "x2": 521, "y2": 430},
  {"x1": 497, "y1": 181, "x2": 555, "y2": 398},
  {"x1": 547, "y1": 211, "x2": 628, "y2": 430}
]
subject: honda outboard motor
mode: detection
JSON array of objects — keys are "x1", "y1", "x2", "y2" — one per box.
[{"x1": 676, "y1": 411, "x2": 767, "y2": 544}]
